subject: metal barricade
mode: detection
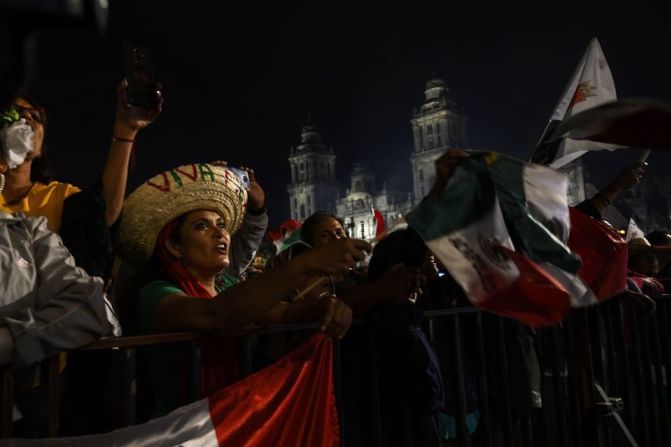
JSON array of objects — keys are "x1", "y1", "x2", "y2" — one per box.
[{"x1": 1, "y1": 296, "x2": 670, "y2": 445}]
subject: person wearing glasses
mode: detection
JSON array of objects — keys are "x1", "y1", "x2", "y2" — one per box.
[
  {"x1": 0, "y1": 81, "x2": 161, "y2": 241},
  {"x1": 0, "y1": 83, "x2": 162, "y2": 435}
]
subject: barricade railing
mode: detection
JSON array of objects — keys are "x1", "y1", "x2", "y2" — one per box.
[{"x1": 1, "y1": 296, "x2": 670, "y2": 446}]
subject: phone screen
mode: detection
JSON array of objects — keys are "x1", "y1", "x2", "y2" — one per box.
[{"x1": 123, "y1": 42, "x2": 157, "y2": 109}]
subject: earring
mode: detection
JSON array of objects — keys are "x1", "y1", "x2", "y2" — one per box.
[{"x1": 0, "y1": 173, "x2": 5, "y2": 194}]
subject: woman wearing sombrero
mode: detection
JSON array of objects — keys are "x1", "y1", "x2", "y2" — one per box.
[{"x1": 119, "y1": 162, "x2": 370, "y2": 416}]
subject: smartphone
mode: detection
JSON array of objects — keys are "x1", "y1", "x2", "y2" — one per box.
[
  {"x1": 123, "y1": 42, "x2": 157, "y2": 109},
  {"x1": 228, "y1": 167, "x2": 252, "y2": 190}
]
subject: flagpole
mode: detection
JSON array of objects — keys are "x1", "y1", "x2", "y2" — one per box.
[
  {"x1": 639, "y1": 148, "x2": 652, "y2": 163},
  {"x1": 528, "y1": 119, "x2": 553, "y2": 163},
  {"x1": 294, "y1": 276, "x2": 329, "y2": 301}
]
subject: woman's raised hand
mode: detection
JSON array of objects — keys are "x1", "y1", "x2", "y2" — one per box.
[
  {"x1": 303, "y1": 238, "x2": 371, "y2": 275},
  {"x1": 114, "y1": 79, "x2": 163, "y2": 137}
]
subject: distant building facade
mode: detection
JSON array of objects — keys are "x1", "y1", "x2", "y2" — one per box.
[
  {"x1": 287, "y1": 125, "x2": 339, "y2": 222},
  {"x1": 335, "y1": 163, "x2": 412, "y2": 240},
  {"x1": 286, "y1": 77, "x2": 587, "y2": 241},
  {"x1": 410, "y1": 78, "x2": 467, "y2": 201}
]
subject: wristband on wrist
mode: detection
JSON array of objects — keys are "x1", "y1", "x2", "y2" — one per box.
[
  {"x1": 247, "y1": 206, "x2": 266, "y2": 216},
  {"x1": 112, "y1": 136, "x2": 135, "y2": 144},
  {"x1": 112, "y1": 135, "x2": 137, "y2": 169}
]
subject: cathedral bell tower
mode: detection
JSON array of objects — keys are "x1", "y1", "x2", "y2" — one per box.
[
  {"x1": 410, "y1": 78, "x2": 468, "y2": 202},
  {"x1": 287, "y1": 125, "x2": 339, "y2": 221}
]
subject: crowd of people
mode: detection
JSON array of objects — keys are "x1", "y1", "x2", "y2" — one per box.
[{"x1": 1, "y1": 81, "x2": 670, "y2": 445}]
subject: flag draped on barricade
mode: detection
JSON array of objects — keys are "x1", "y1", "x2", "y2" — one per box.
[
  {"x1": 530, "y1": 38, "x2": 619, "y2": 168},
  {"x1": 407, "y1": 151, "x2": 596, "y2": 327},
  {"x1": 4, "y1": 334, "x2": 339, "y2": 447}
]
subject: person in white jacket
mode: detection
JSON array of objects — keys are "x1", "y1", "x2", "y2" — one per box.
[
  {"x1": 0, "y1": 149, "x2": 114, "y2": 436},
  {"x1": 0, "y1": 213, "x2": 113, "y2": 367}
]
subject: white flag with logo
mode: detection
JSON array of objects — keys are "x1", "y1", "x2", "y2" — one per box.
[{"x1": 532, "y1": 38, "x2": 619, "y2": 168}]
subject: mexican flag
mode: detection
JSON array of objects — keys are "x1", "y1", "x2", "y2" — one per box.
[
  {"x1": 530, "y1": 38, "x2": 619, "y2": 168},
  {"x1": 8, "y1": 334, "x2": 339, "y2": 446},
  {"x1": 408, "y1": 152, "x2": 596, "y2": 327}
]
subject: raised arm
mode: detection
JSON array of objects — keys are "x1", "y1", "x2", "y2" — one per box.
[
  {"x1": 428, "y1": 148, "x2": 470, "y2": 198},
  {"x1": 102, "y1": 80, "x2": 163, "y2": 226},
  {"x1": 581, "y1": 162, "x2": 646, "y2": 217},
  {"x1": 226, "y1": 167, "x2": 268, "y2": 276},
  {"x1": 152, "y1": 238, "x2": 371, "y2": 334}
]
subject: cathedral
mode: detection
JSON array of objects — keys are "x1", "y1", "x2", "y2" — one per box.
[
  {"x1": 286, "y1": 77, "x2": 468, "y2": 240},
  {"x1": 287, "y1": 77, "x2": 586, "y2": 240}
]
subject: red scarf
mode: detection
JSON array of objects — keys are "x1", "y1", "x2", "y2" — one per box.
[{"x1": 155, "y1": 221, "x2": 240, "y2": 400}]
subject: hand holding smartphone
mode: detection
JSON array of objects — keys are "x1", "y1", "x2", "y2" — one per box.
[{"x1": 123, "y1": 42, "x2": 159, "y2": 109}]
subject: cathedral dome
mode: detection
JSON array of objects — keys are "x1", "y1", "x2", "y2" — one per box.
[
  {"x1": 300, "y1": 125, "x2": 322, "y2": 144},
  {"x1": 425, "y1": 78, "x2": 448, "y2": 101}
]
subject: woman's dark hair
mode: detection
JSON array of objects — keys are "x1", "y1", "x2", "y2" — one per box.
[
  {"x1": 16, "y1": 94, "x2": 53, "y2": 184},
  {"x1": 301, "y1": 211, "x2": 345, "y2": 247},
  {"x1": 368, "y1": 228, "x2": 427, "y2": 281},
  {"x1": 646, "y1": 230, "x2": 671, "y2": 246},
  {"x1": 30, "y1": 151, "x2": 54, "y2": 184}
]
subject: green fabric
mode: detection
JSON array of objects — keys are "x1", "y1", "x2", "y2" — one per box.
[
  {"x1": 136, "y1": 276, "x2": 239, "y2": 417},
  {"x1": 408, "y1": 150, "x2": 580, "y2": 273},
  {"x1": 486, "y1": 153, "x2": 580, "y2": 273},
  {"x1": 137, "y1": 280, "x2": 183, "y2": 333},
  {"x1": 407, "y1": 153, "x2": 496, "y2": 241}
]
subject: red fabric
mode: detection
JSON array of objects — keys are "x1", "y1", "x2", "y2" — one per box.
[
  {"x1": 155, "y1": 221, "x2": 240, "y2": 399},
  {"x1": 209, "y1": 333, "x2": 340, "y2": 446},
  {"x1": 567, "y1": 207, "x2": 628, "y2": 301},
  {"x1": 628, "y1": 270, "x2": 666, "y2": 295},
  {"x1": 372, "y1": 207, "x2": 386, "y2": 240},
  {"x1": 479, "y1": 248, "x2": 571, "y2": 327},
  {"x1": 280, "y1": 219, "x2": 302, "y2": 235},
  {"x1": 266, "y1": 228, "x2": 282, "y2": 242}
]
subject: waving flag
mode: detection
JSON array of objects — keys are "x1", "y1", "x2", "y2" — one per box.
[
  {"x1": 546, "y1": 98, "x2": 671, "y2": 149},
  {"x1": 408, "y1": 152, "x2": 594, "y2": 327},
  {"x1": 267, "y1": 219, "x2": 303, "y2": 254},
  {"x1": 568, "y1": 207, "x2": 628, "y2": 300},
  {"x1": 624, "y1": 217, "x2": 645, "y2": 242},
  {"x1": 8, "y1": 334, "x2": 339, "y2": 447},
  {"x1": 530, "y1": 38, "x2": 618, "y2": 168},
  {"x1": 371, "y1": 207, "x2": 386, "y2": 240}
]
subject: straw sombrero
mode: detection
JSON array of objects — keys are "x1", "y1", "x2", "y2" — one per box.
[{"x1": 118, "y1": 163, "x2": 248, "y2": 265}]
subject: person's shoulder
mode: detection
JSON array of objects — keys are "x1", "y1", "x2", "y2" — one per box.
[
  {"x1": 215, "y1": 275, "x2": 240, "y2": 292},
  {"x1": 136, "y1": 280, "x2": 184, "y2": 333},
  {"x1": 1, "y1": 212, "x2": 49, "y2": 232},
  {"x1": 139, "y1": 280, "x2": 184, "y2": 299},
  {"x1": 36, "y1": 181, "x2": 81, "y2": 197}
]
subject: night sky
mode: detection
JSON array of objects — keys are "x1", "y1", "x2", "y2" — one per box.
[{"x1": 20, "y1": 2, "x2": 671, "y2": 227}]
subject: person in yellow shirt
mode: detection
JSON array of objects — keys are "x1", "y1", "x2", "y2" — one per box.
[
  {"x1": 1, "y1": 81, "x2": 163, "y2": 436},
  {"x1": 0, "y1": 81, "x2": 162, "y2": 233}
]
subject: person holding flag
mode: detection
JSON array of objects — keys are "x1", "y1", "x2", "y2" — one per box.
[{"x1": 408, "y1": 148, "x2": 593, "y2": 327}]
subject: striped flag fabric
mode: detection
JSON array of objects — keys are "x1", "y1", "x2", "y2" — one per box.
[
  {"x1": 5, "y1": 334, "x2": 339, "y2": 447},
  {"x1": 545, "y1": 98, "x2": 671, "y2": 149},
  {"x1": 530, "y1": 38, "x2": 619, "y2": 168},
  {"x1": 408, "y1": 151, "x2": 595, "y2": 327},
  {"x1": 371, "y1": 207, "x2": 386, "y2": 240}
]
